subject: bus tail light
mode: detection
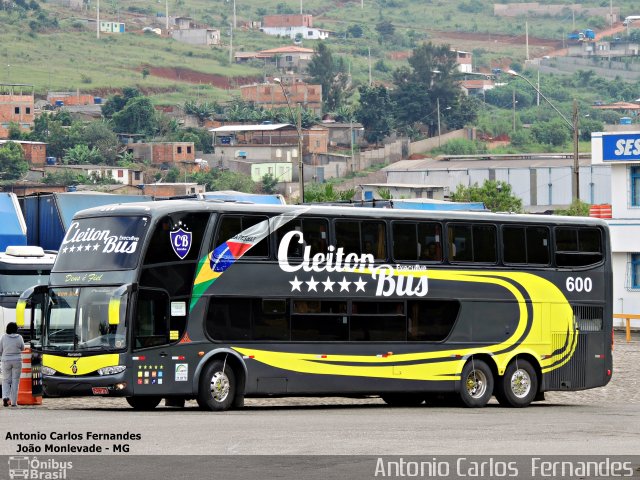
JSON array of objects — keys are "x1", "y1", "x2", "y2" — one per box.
[{"x1": 132, "y1": 356, "x2": 146, "y2": 361}]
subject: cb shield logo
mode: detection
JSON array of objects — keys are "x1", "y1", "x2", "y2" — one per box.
[{"x1": 170, "y1": 228, "x2": 192, "y2": 260}]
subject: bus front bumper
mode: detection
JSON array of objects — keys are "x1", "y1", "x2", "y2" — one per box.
[{"x1": 43, "y1": 372, "x2": 131, "y2": 397}]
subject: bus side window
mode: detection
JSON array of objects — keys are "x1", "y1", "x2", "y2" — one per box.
[
  {"x1": 408, "y1": 300, "x2": 460, "y2": 342},
  {"x1": 335, "y1": 220, "x2": 386, "y2": 261},
  {"x1": 555, "y1": 227, "x2": 603, "y2": 267},
  {"x1": 134, "y1": 289, "x2": 169, "y2": 349},
  {"x1": 214, "y1": 215, "x2": 270, "y2": 258}
]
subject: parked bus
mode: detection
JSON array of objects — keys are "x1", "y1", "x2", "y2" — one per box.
[
  {"x1": 18, "y1": 201, "x2": 612, "y2": 410},
  {"x1": 0, "y1": 246, "x2": 55, "y2": 336}
]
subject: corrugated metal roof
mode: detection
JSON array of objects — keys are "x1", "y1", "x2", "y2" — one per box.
[
  {"x1": 384, "y1": 155, "x2": 593, "y2": 171},
  {"x1": 209, "y1": 124, "x2": 294, "y2": 132}
]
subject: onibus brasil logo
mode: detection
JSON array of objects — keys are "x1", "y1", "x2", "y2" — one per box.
[{"x1": 8, "y1": 457, "x2": 72, "y2": 480}]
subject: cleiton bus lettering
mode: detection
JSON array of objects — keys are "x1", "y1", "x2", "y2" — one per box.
[{"x1": 278, "y1": 230, "x2": 374, "y2": 273}]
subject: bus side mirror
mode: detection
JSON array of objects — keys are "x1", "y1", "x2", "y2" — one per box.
[
  {"x1": 16, "y1": 285, "x2": 48, "y2": 328},
  {"x1": 108, "y1": 284, "x2": 136, "y2": 326}
]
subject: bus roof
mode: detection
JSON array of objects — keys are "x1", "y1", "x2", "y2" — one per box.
[{"x1": 70, "y1": 199, "x2": 609, "y2": 227}]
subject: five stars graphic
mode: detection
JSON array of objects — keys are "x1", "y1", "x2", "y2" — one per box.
[{"x1": 289, "y1": 275, "x2": 367, "y2": 293}]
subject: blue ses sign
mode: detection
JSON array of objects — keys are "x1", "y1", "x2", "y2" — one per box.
[
  {"x1": 602, "y1": 133, "x2": 640, "y2": 162},
  {"x1": 170, "y1": 228, "x2": 192, "y2": 259}
]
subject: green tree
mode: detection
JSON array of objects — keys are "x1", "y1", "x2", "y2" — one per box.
[
  {"x1": 0, "y1": 142, "x2": 28, "y2": 180},
  {"x1": 555, "y1": 199, "x2": 590, "y2": 216},
  {"x1": 210, "y1": 170, "x2": 256, "y2": 192},
  {"x1": 391, "y1": 42, "x2": 464, "y2": 135},
  {"x1": 531, "y1": 119, "x2": 570, "y2": 146},
  {"x1": 164, "y1": 167, "x2": 181, "y2": 183},
  {"x1": 307, "y1": 43, "x2": 349, "y2": 112},
  {"x1": 111, "y1": 96, "x2": 158, "y2": 136},
  {"x1": 355, "y1": 85, "x2": 395, "y2": 145},
  {"x1": 79, "y1": 121, "x2": 120, "y2": 164},
  {"x1": 304, "y1": 183, "x2": 355, "y2": 203},
  {"x1": 102, "y1": 87, "x2": 142, "y2": 119},
  {"x1": 184, "y1": 100, "x2": 218, "y2": 125},
  {"x1": 8, "y1": 122, "x2": 22, "y2": 140},
  {"x1": 261, "y1": 173, "x2": 278, "y2": 194},
  {"x1": 63, "y1": 144, "x2": 102, "y2": 165},
  {"x1": 450, "y1": 180, "x2": 523, "y2": 213}
]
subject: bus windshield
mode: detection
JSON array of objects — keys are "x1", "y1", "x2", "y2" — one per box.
[
  {"x1": 54, "y1": 216, "x2": 150, "y2": 272},
  {"x1": 0, "y1": 270, "x2": 49, "y2": 295},
  {"x1": 42, "y1": 287, "x2": 128, "y2": 352}
]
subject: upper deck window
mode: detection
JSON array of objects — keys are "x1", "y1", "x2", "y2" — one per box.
[
  {"x1": 554, "y1": 227, "x2": 603, "y2": 267},
  {"x1": 503, "y1": 226, "x2": 550, "y2": 265},
  {"x1": 392, "y1": 221, "x2": 443, "y2": 262},
  {"x1": 213, "y1": 215, "x2": 270, "y2": 258},
  {"x1": 447, "y1": 224, "x2": 497, "y2": 263},
  {"x1": 334, "y1": 219, "x2": 386, "y2": 261}
]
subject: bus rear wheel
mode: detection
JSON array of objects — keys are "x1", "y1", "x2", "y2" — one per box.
[
  {"x1": 197, "y1": 360, "x2": 236, "y2": 411},
  {"x1": 459, "y1": 359, "x2": 493, "y2": 408},
  {"x1": 496, "y1": 359, "x2": 537, "y2": 408},
  {"x1": 380, "y1": 393, "x2": 424, "y2": 407},
  {"x1": 126, "y1": 396, "x2": 162, "y2": 410}
]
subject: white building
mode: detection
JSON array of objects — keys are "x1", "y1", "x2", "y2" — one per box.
[
  {"x1": 383, "y1": 154, "x2": 611, "y2": 211},
  {"x1": 591, "y1": 131, "x2": 640, "y2": 328},
  {"x1": 170, "y1": 28, "x2": 220, "y2": 46},
  {"x1": 260, "y1": 25, "x2": 330, "y2": 40}
]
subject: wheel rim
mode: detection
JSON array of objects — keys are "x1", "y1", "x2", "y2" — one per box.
[
  {"x1": 210, "y1": 371, "x2": 230, "y2": 402},
  {"x1": 465, "y1": 368, "x2": 488, "y2": 399},
  {"x1": 510, "y1": 368, "x2": 531, "y2": 399}
]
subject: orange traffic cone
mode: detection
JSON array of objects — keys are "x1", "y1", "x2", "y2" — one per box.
[{"x1": 17, "y1": 346, "x2": 42, "y2": 406}]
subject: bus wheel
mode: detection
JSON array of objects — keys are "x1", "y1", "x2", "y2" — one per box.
[
  {"x1": 459, "y1": 359, "x2": 493, "y2": 408},
  {"x1": 497, "y1": 359, "x2": 538, "y2": 408},
  {"x1": 197, "y1": 360, "x2": 235, "y2": 411},
  {"x1": 126, "y1": 396, "x2": 162, "y2": 410},
  {"x1": 380, "y1": 393, "x2": 424, "y2": 407}
]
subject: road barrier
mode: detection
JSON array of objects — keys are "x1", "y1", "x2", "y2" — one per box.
[{"x1": 18, "y1": 346, "x2": 42, "y2": 406}]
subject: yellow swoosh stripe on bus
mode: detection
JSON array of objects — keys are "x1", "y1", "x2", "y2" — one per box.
[{"x1": 233, "y1": 269, "x2": 576, "y2": 380}]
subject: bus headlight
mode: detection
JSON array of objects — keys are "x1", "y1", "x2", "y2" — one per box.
[
  {"x1": 97, "y1": 366, "x2": 126, "y2": 376},
  {"x1": 41, "y1": 366, "x2": 57, "y2": 376}
]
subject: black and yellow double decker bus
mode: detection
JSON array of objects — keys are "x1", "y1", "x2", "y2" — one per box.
[{"x1": 18, "y1": 200, "x2": 612, "y2": 410}]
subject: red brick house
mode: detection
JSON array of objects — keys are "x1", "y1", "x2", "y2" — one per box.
[{"x1": 0, "y1": 84, "x2": 34, "y2": 138}]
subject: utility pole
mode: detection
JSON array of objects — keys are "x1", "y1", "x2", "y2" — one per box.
[
  {"x1": 437, "y1": 97, "x2": 442, "y2": 146},
  {"x1": 97, "y1": 0, "x2": 100, "y2": 39},
  {"x1": 368, "y1": 46, "x2": 372, "y2": 86},
  {"x1": 229, "y1": 24, "x2": 233, "y2": 63},
  {"x1": 233, "y1": 0, "x2": 237, "y2": 29},
  {"x1": 508, "y1": 70, "x2": 580, "y2": 202},
  {"x1": 297, "y1": 104, "x2": 304, "y2": 203},
  {"x1": 165, "y1": 0, "x2": 169, "y2": 32},
  {"x1": 512, "y1": 88, "x2": 517, "y2": 133},
  {"x1": 525, "y1": 21, "x2": 529, "y2": 61},
  {"x1": 572, "y1": 99, "x2": 580, "y2": 201},
  {"x1": 537, "y1": 70, "x2": 540, "y2": 106},
  {"x1": 350, "y1": 119, "x2": 355, "y2": 172}
]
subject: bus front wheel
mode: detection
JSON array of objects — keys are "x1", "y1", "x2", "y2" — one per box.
[
  {"x1": 496, "y1": 359, "x2": 537, "y2": 408},
  {"x1": 197, "y1": 360, "x2": 236, "y2": 411},
  {"x1": 126, "y1": 396, "x2": 162, "y2": 410},
  {"x1": 459, "y1": 359, "x2": 493, "y2": 408}
]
